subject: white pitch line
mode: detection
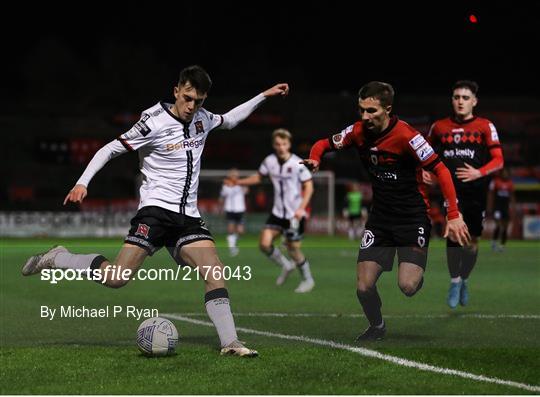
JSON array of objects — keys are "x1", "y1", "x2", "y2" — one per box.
[
  {"x1": 170, "y1": 312, "x2": 540, "y2": 320},
  {"x1": 164, "y1": 313, "x2": 540, "y2": 393}
]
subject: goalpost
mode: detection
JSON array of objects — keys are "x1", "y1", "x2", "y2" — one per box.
[{"x1": 198, "y1": 169, "x2": 335, "y2": 235}]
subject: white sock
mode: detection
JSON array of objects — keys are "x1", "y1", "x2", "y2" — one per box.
[
  {"x1": 297, "y1": 259, "x2": 313, "y2": 281},
  {"x1": 269, "y1": 246, "x2": 293, "y2": 269},
  {"x1": 205, "y1": 288, "x2": 238, "y2": 347},
  {"x1": 348, "y1": 229, "x2": 354, "y2": 240},
  {"x1": 226, "y1": 234, "x2": 236, "y2": 249},
  {"x1": 451, "y1": 276, "x2": 462, "y2": 283},
  {"x1": 54, "y1": 252, "x2": 103, "y2": 270}
]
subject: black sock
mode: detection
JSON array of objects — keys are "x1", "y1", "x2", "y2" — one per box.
[
  {"x1": 90, "y1": 255, "x2": 108, "y2": 283},
  {"x1": 446, "y1": 239, "x2": 462, "y2": 278},
  {"x1": 460, "y1": 247, "x2": 478, "y2": 279},
  {"x1": 501, "y1": 228, "x2": 508, "y2": 245},
  {"x1": 356, "y1": 287, "x2": 383, "y2": 327},
  {"x1": 493, "y1": 225, "x2": 500, "y2": 241}
]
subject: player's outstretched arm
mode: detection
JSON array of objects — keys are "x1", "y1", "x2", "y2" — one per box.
[
  {"x1": 431, "y1": 161, "x2": 471, "y2": 245},
  {"x1": 220, "y1": 83, "x2": 289, "y2": 130},
  {"x1": 63, "y1": 140, "x2": 128, "y2": 205},
  {"x1": 299, "y1": 159, "x2": 320, "y2": 172},
  {"x1": 444, "y1": 214, "x2": 471, "y2": 247},
  {"x1": 236, "y1": 173, "x2": 262, "y2": 186},
  {"x1": 262, "y1": 83, "x2": 289, "y2": 98},
  {"x1": 300, "y1": 137, "x2": 333, "y2": 172},
  {"x1": 63, "y1": 184, "x2": 88, "y2": 205}
]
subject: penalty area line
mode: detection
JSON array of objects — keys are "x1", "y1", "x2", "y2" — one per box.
[{"x1": 164, "y1": 313, "x2": 540, "y2": 393}]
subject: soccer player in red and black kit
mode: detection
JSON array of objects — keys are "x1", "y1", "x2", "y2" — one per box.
[
  {"x1": 427, "y1": 80, "x2": 504, "y2": 308},
  {"x1": 488, "y1": 168, "x2": 515, "y2": 252},
  {"x1": 302, "y1": 82, "x2": 470, "y2": 341}
]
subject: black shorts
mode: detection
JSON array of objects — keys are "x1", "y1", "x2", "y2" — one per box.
[
  {"x1": 357, "y1": 217, "x2": 431, "y2": 271},
  {"x1": 225, "y1": 211, "x2": 245, "y2": 224},
  {"x1": 348, "y1": 213, "x2": 362, "y2": 221},
  {"x1": 455, "y1": 193, "x2": 486, "y2": 237},
  {"x1": 125, "y1": 206, "x2": 213, "y2": 258},
  {"x1": 494, "y1": 206, "x2": 509, "y2": 221},
  {"x1": 264, "y1": 214, "x2": 306, "y2": 242}
]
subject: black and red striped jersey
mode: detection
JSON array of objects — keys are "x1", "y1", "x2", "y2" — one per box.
[
  {"x1": 329, "y1": 116, "x2": 440, "y2": 221},
  {"x1": 490, "y1": 177, "x2": 514, "y2": 208},
  {"x1": 428, "y1": 116, "x2": 502, "y2": 193}
]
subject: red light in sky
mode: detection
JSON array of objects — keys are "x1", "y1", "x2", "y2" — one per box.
[{"x1": 469, "y1": 14, "x2": 478, "y2": 24}]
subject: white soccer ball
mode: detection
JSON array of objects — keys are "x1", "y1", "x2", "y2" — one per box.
[{"x1": 137, "y1": 317, "x2": 178, "y2": 356}]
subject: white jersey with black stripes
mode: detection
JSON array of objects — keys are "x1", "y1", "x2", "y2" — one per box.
[
  {"x1": 258, "y1": 153, "x2": 312, "y2": 220},
  {"x1": 76, "y1": 94, "x2": 266, "y2": 217}
]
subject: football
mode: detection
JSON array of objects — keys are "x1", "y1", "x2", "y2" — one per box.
[{"x1": 137, "y1": 317, "x2": 179, "y2": 357}]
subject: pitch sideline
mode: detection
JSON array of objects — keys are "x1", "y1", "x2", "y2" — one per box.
[{"x1": 164, "y1": 313, "x2": 540, "y2": 393}]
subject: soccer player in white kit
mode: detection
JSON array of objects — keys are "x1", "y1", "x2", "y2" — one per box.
[
  {"x1": 21, "y1": 65, "x2": 289, "y2": 357},
  {"x1": 235, "y1": 129, "x2": 315, "y2": 293},
  {"x1": 219, "y1": 169, "x2": 248, "y2": 256}
]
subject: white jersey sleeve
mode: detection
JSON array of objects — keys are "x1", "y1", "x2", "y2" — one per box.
[
  {"x1": 199, "y1": 108, "x2": 224, "y2": 132},
  {"x1": 258, "y1": 157, "x2": 270, "y2": 176},
  {"x1": 213, "y1": 93, "x2": 266, "y2": 130},
  {"x1": 75, "y1": 112, "x2": 157, "y2": 187},
  {"x1": 75, "y1": 140, "x2": 127, "y2": 187},
  {"x1": 298, "y1": 163, "x2": 313, "y2": 182},
  {"x1": 117, "y1": 113, "x2": 157, "y2": 151}
]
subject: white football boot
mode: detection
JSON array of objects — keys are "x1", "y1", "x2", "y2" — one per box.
[
  {"x1": 275, "y1": 259, "x2": 296, "y2": 286},
  {"x1": 294, "y1": 278, "x2": 315, "y2": 293},
  {"x1": 21, "y1": 245, "x2": 68, "y2": 276},
  {"x1": 220, "y1": 340, "x2": 258, "y2": 357}
]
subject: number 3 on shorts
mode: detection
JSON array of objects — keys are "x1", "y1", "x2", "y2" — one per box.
[{"x1": 417, "y1": 226, "x2": 425, "y2": 247}]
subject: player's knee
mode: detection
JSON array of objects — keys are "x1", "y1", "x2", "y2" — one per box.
[
  {"x1": 398, "y1": 280, "x2": 419, "y2": 297},
  {"x1": 356, "y1": 280, "x2": 376, "y2": 297},
  {"x1": 105, "y1": 277, "x2": 130, "y2": 289},
  {"x1": 465, "y1": 243, "x2": 478, "y2": 254},
  {"x1": 259, "y1": 243, "x2": 273, "y2": 255}
]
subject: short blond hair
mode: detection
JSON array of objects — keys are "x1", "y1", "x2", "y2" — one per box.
[{"x1": 272, "y1": 128, "x2": 292, "y2": 142}]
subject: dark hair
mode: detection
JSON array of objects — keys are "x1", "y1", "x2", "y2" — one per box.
[
  {"x1": 453, "y1": 80, "x2": 479, "y2": 96},
  {"x1": 358, "y1": 81, "x2": 394, "y2": 107},
  {"x1": 178, "y1": 65, "x2": 212, "y2": 94}
]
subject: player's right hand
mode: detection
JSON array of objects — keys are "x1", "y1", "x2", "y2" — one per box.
[
  {"x1": 63, "y1": 184, "x2": 87, "y2": 205},
  {"x1": 223, "y1": 178, "x2": 235, "y2": 187},
  {"x1": 422, "y1": 170, "x2": 436, "y2": 185},
  {"x1": 300, "y1": 159, "x2": 319, "y2": 172},
  {"x1": 443, "y1": 213, "x2": 471, "y2": 246}
]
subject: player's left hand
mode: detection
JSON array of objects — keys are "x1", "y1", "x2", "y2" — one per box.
[
  {"x1": 263, "y1": 83, "x2": 289, "y2": 98},
  {"x1": 223, "y1": 177, "x2": 235, "y2": 186},
  {"x1": 456, "y1": 163, "x2": 482, "y2": 182},
  {"x1": 443, "y1": 213, "x2": 471, "y2": 246},
  {"x1": 422, "y1": 170, "x2": 436, "y2": 185},
  {"x1": 293, "y1": 208, "x2": 306, "y2": 219},
  {"x1": 299, "y1": 159, "x2": 320, "y2": 172}
]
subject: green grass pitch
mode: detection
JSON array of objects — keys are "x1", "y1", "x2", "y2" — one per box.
[{"x1": 1, "y1": 236, "x2": 539, "y2": 394}]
